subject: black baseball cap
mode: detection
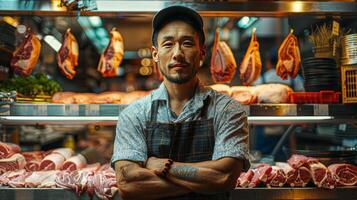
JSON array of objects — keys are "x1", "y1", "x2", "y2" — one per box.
[{"x1": 152, "y1": 6, "x2": 205, "y2": 45}]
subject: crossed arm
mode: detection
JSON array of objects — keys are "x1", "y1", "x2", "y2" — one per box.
[{"x1": 115, "y1": 157, "x2": 243, "y2": 200}]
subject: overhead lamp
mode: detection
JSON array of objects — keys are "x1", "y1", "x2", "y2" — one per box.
[
  {"x1": 291, "y1": 1, "x2": 304, "y2": 12},
  {"x1": 44, "y1": 35, "x2": 62, "y2": 52},
  {"x1": 237, "y1": 16, "x2": 258, "y2": 29},
  {"x1": 3, "y1": 16, "x2": 18, "y2": 27}
]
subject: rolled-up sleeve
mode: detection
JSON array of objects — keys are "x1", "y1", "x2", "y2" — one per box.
[
  {"x1": 111, "y1": 105, "x2": 147, "y2": 167},
  {"x1": 212, "y1": 100, "x2": 250, "y2": 171}
]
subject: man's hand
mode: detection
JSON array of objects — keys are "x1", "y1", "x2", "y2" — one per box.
[{"x1": 146, "y1": 157, "x2": 173, "y2": 177}]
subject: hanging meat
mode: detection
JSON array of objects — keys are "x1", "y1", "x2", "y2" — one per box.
[
  {"x1": 97, "y1": 28, "x2": 124, "y2": 77},
  {"x1": 240, "y1": 28, "x2": 262, "y2": 86},
  {"x1": 10, "y1": 29, "x2": 41, "y2": 77},
  {"x1": 210, "y1": 28, "x2": 237, "y2": 83},
  {"x1": 57, "y1": 28, "x2": 79, "y2": 79},
  {"x1": 276, "y1": 30, "x2": 301, "y2": 80}
]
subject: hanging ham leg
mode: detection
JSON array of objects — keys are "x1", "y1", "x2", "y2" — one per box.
[
  {"x1": 11, "y1": 29, "x2": 41, "y2": 76},
  {"x1": 97, "y1": 28, "x2": 124, "y2": 77},
  {"x1": 57, "y1": 28, "x2": 79, "y2": 79},
  {"x1": 276, "y1": 30, "x2": 301, "y2": 80},
  {"x1": 240, "y1": 28, "x2": 262, "y2": 86},
  {"x1": 210, "y1": 28, "x2": 237, "y2": 83}
]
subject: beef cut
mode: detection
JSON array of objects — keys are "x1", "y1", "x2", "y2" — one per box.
[
  {"x1": 276, "y1": 30, "x2": 301, "y2": 80},
  {"x1": 240, "y1": 28, "x2": 262, "y2": 86},
  {"x1": 236, "y1": 169, "x2": 254, "y2": 188},
  {"x1": 248, "y1": 164, "x2": 272, "y2": 188},
  {"x1": 266, "y1": 166, "x2": 287, "y2": 187},
  {"x1": 97, "y1": 28, "x2": 124, "y2": 77},
  {"x1": 11, "y1": 29, "x2": 41, "y2": 76},
  {"x1": 210, "y1": 28, "x2": 237, "y2": 83},
  {"x1": 328, "y1": 163, "x2": 357, "y2": 186},
  {"x1": 276, "y1": 162, "x2": 311, "y2": 187},
  {"x1": 57, "y1": 28, "x2": 79, "y2": 79},
  {"x1": 0, "y1": 142, "x2": 21, "y2": 159},
  {"x1": 308, "y1": 162, "x2": 336, "y2": 189}
]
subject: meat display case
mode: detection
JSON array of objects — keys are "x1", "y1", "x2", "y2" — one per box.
[
  {"x1": 0, "y1": 103, "x2": 357, "y2": 125},
  {"x1": 1, "y1": 1, "x2": 357, "y2": 200}
]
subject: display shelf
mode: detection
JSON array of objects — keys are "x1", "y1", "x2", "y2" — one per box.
[
  {"x1": 1, "y1": 1, "x2": 357, "y2": 17},
  {"x1": 0, "y1": 187, "x2": 356, "y2": 200},
  {"x1": 0, "y1": 104, "x2": 356, "y2": 125}
]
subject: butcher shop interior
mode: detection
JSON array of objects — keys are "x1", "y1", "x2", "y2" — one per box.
[{"x1": 0, "y1": 0, "x2": 357, "y2": 200}]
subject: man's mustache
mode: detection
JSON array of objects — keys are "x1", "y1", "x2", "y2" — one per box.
[{"x1": 168, "y1": 61, "x2": 190, "y2": 68}]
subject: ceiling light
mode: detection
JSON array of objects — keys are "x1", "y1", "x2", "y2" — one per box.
[{"x1": 44, "y1": 35, "x2": 62, "y2": 52}]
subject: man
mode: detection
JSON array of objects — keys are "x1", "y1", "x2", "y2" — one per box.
[{"x1": 112, "y1": 6, "x2": 250, "y2": 200}]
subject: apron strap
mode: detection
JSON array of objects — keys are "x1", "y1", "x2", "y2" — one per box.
[
  {"x1": 150, "y1": 100, "x2": 160, "y2": 122},
  {"x1": 199, "y1": 96, "x2": 210, "y2": 119}
]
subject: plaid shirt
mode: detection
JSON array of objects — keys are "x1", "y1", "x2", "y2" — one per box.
[{"x1": 112, "y1": 82, "x2": 250, "y2": 170}]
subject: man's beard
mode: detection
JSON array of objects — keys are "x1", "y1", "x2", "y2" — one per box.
[{"x1": 159, "y1": 64, "x2": 197, "y2": 84}]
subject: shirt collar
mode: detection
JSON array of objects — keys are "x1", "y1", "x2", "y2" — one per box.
[{"x1": 151, "y1": 81, "x2": 212, "y2": 103}]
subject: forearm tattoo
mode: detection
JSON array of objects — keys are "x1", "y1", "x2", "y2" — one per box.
[{"x1": 171, "y1": 165, "x2": 199, "y2": 182}]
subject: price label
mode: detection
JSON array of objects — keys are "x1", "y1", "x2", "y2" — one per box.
[
  {"x1": 313, "y1": 104, "x2": 329, "y2": 116},
  {"x1": 65, "y1": 105, "x2": 79, "y2": 116},
  {"x1": 332, "y1": 20, "x2": 340, "y2": 36},
  {"x1": 86, "y1": 104, "x2": 99, "y2": 116}
]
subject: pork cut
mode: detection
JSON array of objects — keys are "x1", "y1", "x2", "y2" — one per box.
[
  {"x1": 93, "y1": 167, "x2": 118, "y2": 200},
  {"x1": 276, "y1": 30, "x2": 301, "y2": 80},
  {"x1": 55, "y1": 170, "x2": 76, "y2": 189},
  {"x1": 91, "y1": 91, "x2": 124, "y2": 104},
  {"x1": 328, "y1": 163, "x2": 357, "y2": 186},
  {"x1": 210, "y1": 28, "x2": 237, "y2": 83},
  {"x1": 10, "y1": 29, "x2": 41, "y2": 76},
  {"x1": 0, "y1": 169, "x2": 26, "y2": 186},
  {"x1": 252, "y1": 84, "x2": 293, "y2": 103},
  {"x1": 236, "y1": 169, "x2": 254, "y2": 188},
  {"x1": 52, "y1": 92, "x2": 76, "y2": 104},
  {"x1": 240, "y1": 28, "x2": 262, "y2": 86},
  {"x1": 0, "y1": 142, "x2": 21, "y2": 159},
  {"x1": 0, "y1": 153, "x2": 26, "y2": 174},
  {"x1": 97, "y1": 28, "x2": 124, "y2": 77},
  {"x1": 209, "y1": 84, "x2": 232, "y2": 96},
  {"x1": 61, "y1": 154, "x2": 87, "y2": 171},
  {"x1": 38, "y1": 171, "x2": 60, "y2": 188},
  {"x1": 230, "y1": 86, "x2": 257, "y2": 105},
  {"x1": 276, "y1": 162, "x2": 311, "y2": 187},
  {"x1": 57, "y1": 28, "x2": 79, "y2": 79},
  {"x1": 266, "y1": 166, "x2": 287, "y2": 187},
  {"x1": 40, "y1": 153, "x2": 66, "y2": 170},
  {"x1": 7, "y1": 171, "x2": 32, "y2": 188},
  {"x1": 73, "y1": 164, "x2": 101, "y2": 196},
  {"x1": 52, "y1": 148, "x2": 74, "y2": 159},
  {"x1": 248, "y1": 164, "x2": 272, "y2": 188},
  {"x1": 24, "y1": 170, "x2": 58, "y2": 188},
  {"x1": 22, "y1": 151, "x2": 45, "y2": 171}
]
